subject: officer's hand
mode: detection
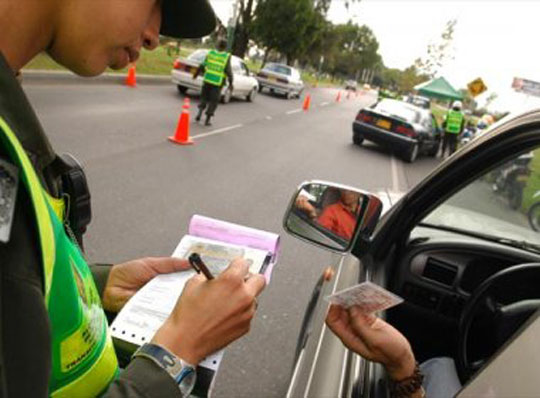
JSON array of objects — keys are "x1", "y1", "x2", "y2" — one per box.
[
  {"x1": 152, "y1": 258, "x2": 266, "y2": 365},
  {"x1": 326, "y1": 305, "x2": 416, "y2": 381},
  {"x1": 102, "y1": 257, "x2": 190, "y2": 312}
]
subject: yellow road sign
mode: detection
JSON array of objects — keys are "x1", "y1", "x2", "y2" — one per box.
[{"x1": 468, "y1": 78, "x2": 487, "y2": 97}]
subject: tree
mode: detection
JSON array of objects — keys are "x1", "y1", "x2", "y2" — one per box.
[
  {"x1": 252, "y1": 0, "x2": 324, "y2": 65},
  {"x1": 231, "y1": 0, "x2": 256, "y2": 58},
  {"x1": 415, "y1": 19, "x2": 457, "y2": 78}
]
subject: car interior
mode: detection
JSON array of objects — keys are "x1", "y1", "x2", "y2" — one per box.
[{"x1": 380, "y1": 143, "x2": 540, "y2": 386}]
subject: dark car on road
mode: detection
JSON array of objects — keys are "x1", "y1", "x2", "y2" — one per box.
[
  {"x1": 352, "y1": 98, "x2": 441, "y2": 162},
  {"x1": 284, "y1": 110, "x2": 540, "y2": 397}
]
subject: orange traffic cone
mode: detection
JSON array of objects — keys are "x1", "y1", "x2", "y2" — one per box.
[
  {"x1": 168, "y1": 98, "x2": 194, "y2": 145},
  {"x1": 302, "y1": 94, "x2": 311, "y2": 111},
  {"x1": 125, "y1": 64, "x2": 136, "y2": 87},
  {"x1": 336, "y1": 91, "x2": 341, "y2": 102}
]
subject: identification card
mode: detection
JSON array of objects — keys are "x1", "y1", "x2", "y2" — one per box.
[
  {"x1": 0, "y1": 158, "x2": 19, "y2": 243},
  {"x1": 325, "y1": 281, "x2": 403, "y2": 313}
]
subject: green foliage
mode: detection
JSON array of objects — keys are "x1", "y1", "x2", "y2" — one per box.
[
  {"x1": 376, "y1": 64, "x2": 428, "y2": 94},
  {"x1": 252, "y1": 0, "x2": 324, "y2": 65},
  {"x1": 522, "y1": 149, "x2": 540, "y2": 211}
]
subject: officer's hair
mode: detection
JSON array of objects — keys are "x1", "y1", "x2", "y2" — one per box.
[{"x1": 217, "y1": 39, "x2": 228, "y2": 51}]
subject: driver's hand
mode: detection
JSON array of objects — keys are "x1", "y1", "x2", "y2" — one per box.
[
  {"x1": 152, "y1": 258, "x2": 266, "y2": 365},
  {"x1": 326, "y1": 305, "x2": 416, "y2": 381}
]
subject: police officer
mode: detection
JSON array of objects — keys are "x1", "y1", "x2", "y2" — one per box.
[
  {"x1": 194, "y1": 39, "x2": 234, "y2": 126},
  {"x1": 441, "y1": 100, "x2": 466, "y2": 157},
  {"x1": 0, "y1": 1, "x2": 265, "y2": 397}
]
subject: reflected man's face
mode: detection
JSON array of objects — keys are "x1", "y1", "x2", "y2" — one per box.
[{"x1": 340, "y1": 190, "x2": 360, "y2": 206}]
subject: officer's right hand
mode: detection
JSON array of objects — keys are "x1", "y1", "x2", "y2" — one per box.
[{"x1": 152, "y1": 259, "x2": 266, "y2": 365}]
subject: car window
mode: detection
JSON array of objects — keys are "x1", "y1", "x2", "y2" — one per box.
[
  {"x1": 188, "y1": 49, "x2": 208, "y2": 63},
  {"x1": 374, "y1": 99, "x2": 420, "y2": 123},
  {"x1": 265, "y1": 63, "x2": 292, "y2": 76},
  {"x1": 231, "y1": 58, "x2": 242, "y2": 74},
  {"x1": 420, "y1": 146, "x2": 540, "y2": 252},
  {"x1": 241, "y1": 62, "x2": 250, "y2": 76}
]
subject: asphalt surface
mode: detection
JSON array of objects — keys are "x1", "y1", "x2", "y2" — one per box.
[{"x1": 23, "y1": 78, "x2": 441, "y2": 398}]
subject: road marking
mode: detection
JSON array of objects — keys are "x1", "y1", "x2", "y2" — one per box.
[
  {"x1": 193, "y1": 124, "x2": 243, "y2": 140},
  {"x1": 265, "y1": 115, "x2": 273, "y2": 120},
  {"x1": 391, "y1": 155, "x2": 400, "y2": 192},
  {"x1": 286, "y1": 109, "x2": 302, "y2": 115},
  {"x1": 320, "y1": 102, "x2": 329, "y2": 107}
]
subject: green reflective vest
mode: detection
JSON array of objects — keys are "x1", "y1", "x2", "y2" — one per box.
[
  {"x1": 0, "y1": 117, "x2": 119, "y2": 397},
  {"x1": 445, "y1": 109, "x2": 464, "y2": 134},
  {"x1": 203, "y1": 50, "x2": 231, "y2": 87}
]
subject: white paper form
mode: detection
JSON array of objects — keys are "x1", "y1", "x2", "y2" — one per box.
[{"x1": 110, "y1": 235, "x2": 269, "y2": 370}]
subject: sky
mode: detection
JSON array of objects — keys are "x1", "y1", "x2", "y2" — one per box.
[{"x1": 210, "y1": 0, "x2": 540, "y2": 113}]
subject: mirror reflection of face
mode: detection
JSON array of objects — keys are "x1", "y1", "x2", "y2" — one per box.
[{"x1": 340, "y1": 190, "x2": 360, "y2": 207}]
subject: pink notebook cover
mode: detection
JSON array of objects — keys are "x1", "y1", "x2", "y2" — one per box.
[{"x1": 188, "y1": 215, "x2": 280, "y2": 282}]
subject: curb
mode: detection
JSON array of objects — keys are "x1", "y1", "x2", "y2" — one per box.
[{"x1": 21, "y1": 69, "x2": 171, "y2": 85}]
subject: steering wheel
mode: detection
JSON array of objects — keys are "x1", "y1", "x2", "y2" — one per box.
[{"x1": 457, "y1": 263, "x2": 540, "y2": 383}]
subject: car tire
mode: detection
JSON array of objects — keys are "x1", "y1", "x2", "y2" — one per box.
[
  {"x1": 247, "y1": 88, "x2": 256, "y2": 102},
  {"x1": 177, "y1": 85, "x2": 188, "y2": 95},
  {"x1": 427, "y1": 141, "x2": 440, "y2": 157},
  {"x1": 221, "y1": 87, "x2": 232, "y2": 104},
  {"x1": 353, "y1": 133, "x2": 364, "y2": 146},
  {"x1": 258, "y1": 85, "x2": 263, "y2": 93},
  {"x1": 403, "y1": 143, "x2": 419, "y2": 163},
  {"x1": 286, "y1": 91, "x2": 294, "y2": 100}
]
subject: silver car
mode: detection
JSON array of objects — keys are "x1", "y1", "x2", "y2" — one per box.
[
  {"x1": 256, "y1": 63, "x2": 304, "y2": 99},
  {"x1": 171, "y1": 49, "x2": 259, "y2": 104}
]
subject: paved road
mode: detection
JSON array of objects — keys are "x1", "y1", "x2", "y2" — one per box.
[{"x1": 23, "y1": 78, "x2": 441, "y2": 397}]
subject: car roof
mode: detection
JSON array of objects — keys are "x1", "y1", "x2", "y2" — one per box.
[
  {"x1": 185, "y1": 49, "x2": 243, "y2": 63},
  {"x1": 377, "y1": 98, "x2": 430, "y2": 116}
]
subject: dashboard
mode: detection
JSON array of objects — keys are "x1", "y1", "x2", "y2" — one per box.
[{"x1": 392, "y1": 227, "x2": 540, "y2": 320}]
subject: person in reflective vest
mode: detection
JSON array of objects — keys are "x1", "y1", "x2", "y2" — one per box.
[
  {"x1": 0, "y1": 1, "x2": 265, "y2": 397},
  {"x1": 441, "y1": 101, "x2": 466, "y2": 157},
  {"x1": 193, "y1": 39, "x2": 234, "y2": 126}
]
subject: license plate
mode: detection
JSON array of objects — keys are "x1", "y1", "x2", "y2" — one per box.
[
  {"x1": 190, "y1": 66, "x2": 198, "y2": 73},
  {"x1": 268, "y1": 76, "x2": 277, "y2": 82},
  {"x1": 376, "y1": 119, "x2": 391, "y2": 130}
]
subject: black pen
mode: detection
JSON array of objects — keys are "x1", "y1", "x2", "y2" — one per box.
[{"x1": 188, "y1": 253, "x2": 215, "y2": 280}]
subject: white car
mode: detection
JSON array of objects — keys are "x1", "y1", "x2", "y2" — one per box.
[
  {"x1": 256, "y1": 63, "x2": 304, "y2": 99},
  {"x1": 171, "y1": 49, "x2": 259, "y2": 103}
]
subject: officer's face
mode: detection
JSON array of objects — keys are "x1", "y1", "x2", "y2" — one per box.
[{"x1": 47, "y1": 0, "x2": 162, "y2": 76}]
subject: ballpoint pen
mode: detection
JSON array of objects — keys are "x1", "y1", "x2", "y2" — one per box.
[{"x1": 188, "y1": 253, "x2": 215, "y2": 280}]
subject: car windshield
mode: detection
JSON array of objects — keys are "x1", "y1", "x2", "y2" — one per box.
[
  {"x1": 188, "y1": 49, "x2": 208, "y2": 63},
  {"x1": 374, "y1": 99, "x2": 420, "y2": 123},
  {"x1": 264, "y1": 63, "x2": 292, "y2": 76},
  {"x1": 420, "y1": 148, "x2": 540, "y2": 252}
]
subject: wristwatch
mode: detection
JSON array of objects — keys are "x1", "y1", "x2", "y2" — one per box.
[{"x1": 133, "y1": 343, "x2": 197, "y2": 396}]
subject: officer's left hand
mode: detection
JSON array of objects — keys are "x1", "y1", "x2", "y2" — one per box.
[{"x1": 102, "y1": 257, "x2": 190, "y2": 312}]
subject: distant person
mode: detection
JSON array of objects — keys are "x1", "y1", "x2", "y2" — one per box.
[
  {"x1": 441, "y1": 100, "x2": 466, "y2": 157},
  {"x1": 317, "y1": 190, "x2": 361, "y2": 240},
  {"x1": 193, "y1": 39, "x2": 233, "y2": 126}
]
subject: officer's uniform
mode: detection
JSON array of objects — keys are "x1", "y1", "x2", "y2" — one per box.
[
  {"x1": 195, "y1": 49, "x2": 233, "y2": 124},
  {"x1": 0, "y1": 52, "x2": 186, "y2": 397},
  {"x1": 442, "y1": 109, "x2": 465, "y2": 157}
]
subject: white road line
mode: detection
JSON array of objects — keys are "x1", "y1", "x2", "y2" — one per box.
[
  {"x1": 320, "y1": 102, "x2": 329, "y2": 106},
  {"x1": 286, "y1": 109, "x2": 302, "y2": 115},
  {"x1": 391, "y1": 155, "x2": 400, "y2": 192},
  {"x1": 265, "y1": 115, "x2": 273, "y2": 120},
  {"x1": 193, "y1": 124, "x2": 243, "y2": 140}
]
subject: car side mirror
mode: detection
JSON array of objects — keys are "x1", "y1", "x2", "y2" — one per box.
[{"x1": 283, "y1": 181, "x2": 383, "y2": 253}]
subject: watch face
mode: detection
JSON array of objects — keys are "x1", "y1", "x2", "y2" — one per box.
[{"x1": 178, "y1": 367, "x2": 196, "y2": 396}]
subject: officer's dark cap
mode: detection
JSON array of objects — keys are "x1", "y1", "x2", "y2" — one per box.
[{"x1": 161, "y1": 0, "x2": 217, "y2": 39}]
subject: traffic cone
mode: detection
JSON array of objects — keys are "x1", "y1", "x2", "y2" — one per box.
[
  {"x1": 302, "y1": 94, "x2": 311, "y2": 111},
  {"x1": 125, "y1": 64, "x2": 136, "y2": 87},
  {"x1": 168, "y1": 98, "x2": 194, "y2": 145},
  {"x1": 336, "y1": 91, "x2": 341, "y2": 102}
]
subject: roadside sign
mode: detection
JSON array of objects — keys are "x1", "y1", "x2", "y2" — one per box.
[
  {"x1": 512, "y1": 77, "x2": 540, "y2": 98},
  {"x1": 467, "y1": 78, "x2": 487, "y2": 97}
]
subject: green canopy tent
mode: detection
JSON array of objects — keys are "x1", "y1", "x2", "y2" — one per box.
[{"x1": 414, "y1": 77, "x2": 463, "y2": 102}]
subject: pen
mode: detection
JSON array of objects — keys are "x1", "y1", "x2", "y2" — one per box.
[{"x1": 188, "y1": 253, "x2": 214, "y2": 280}]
